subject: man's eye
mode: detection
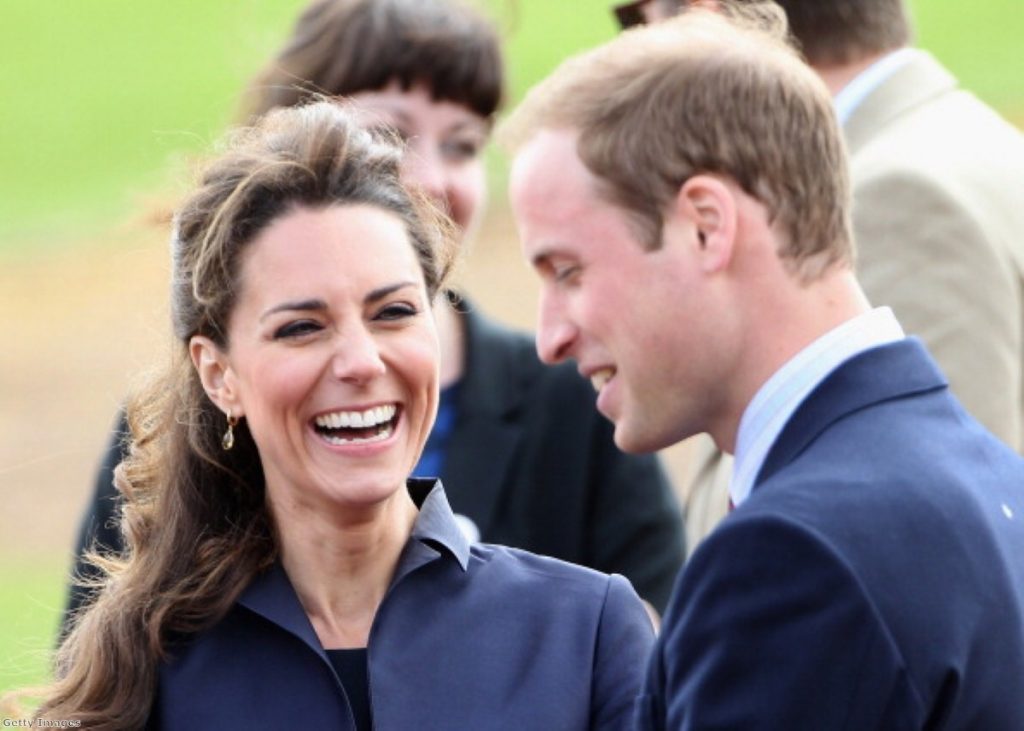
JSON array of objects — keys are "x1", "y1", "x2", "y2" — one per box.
[
  {"x1": 273, "y1": 320, "x2": 322, "y2": 339},
  {"x1": 377, "y1": 303, "x2": 418, "y2": 321},
  {"x1": 554, "y1": 264, "x2": 580, "y2": 283}
]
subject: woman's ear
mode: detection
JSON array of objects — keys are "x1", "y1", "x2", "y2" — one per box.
[
  {"x1": 189, "y1": 336, "x2": 243, "y2": 417},
  {"x1": 676, "y1": 174, "x2": 738, "y2": 274}
]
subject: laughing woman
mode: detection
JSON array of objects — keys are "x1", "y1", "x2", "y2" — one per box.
[
  {"x1": 67, "y1": 0, "x2": 685, "y2": 633},
  {"x1": 25, "y1": 103, "x2": 653, "y2": 730}
]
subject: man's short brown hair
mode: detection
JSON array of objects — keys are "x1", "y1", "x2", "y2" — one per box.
[{"x1": 502, "y1": 2, "x2": 853, "y2": 281}]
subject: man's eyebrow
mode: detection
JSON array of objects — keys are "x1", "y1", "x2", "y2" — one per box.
[{"x1": 530, "y1": 247, "x2": 571, "y2": 269}]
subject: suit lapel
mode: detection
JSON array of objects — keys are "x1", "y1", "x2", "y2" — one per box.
[
  {"x1": 844, "y1": 50, "x2": 957, "y2": 156},
  {"x1": 755, "y1": 339, "x2": 947, "y2": 488},
  {"x1": 440, "y1": 299, "x2": 531, "y2": 537}
]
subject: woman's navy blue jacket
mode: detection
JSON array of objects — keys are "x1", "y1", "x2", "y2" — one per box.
[{"x1": 151, "y1": 480, "x2": 655, "y2": 730}]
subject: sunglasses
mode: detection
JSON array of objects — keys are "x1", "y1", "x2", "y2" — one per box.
[{"x1": 612, "y1": 0, "x2": 686, "y2": 30}]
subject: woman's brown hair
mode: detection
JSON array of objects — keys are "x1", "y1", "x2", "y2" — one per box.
[
  {"x1": 17, "y1": 100, "x2": 454, "y2": 729},
  {"x1": 241, "y1": 0, "x2": 504, "y2": 121}
]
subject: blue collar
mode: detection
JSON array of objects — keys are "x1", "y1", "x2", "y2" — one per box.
[
  {"x1": 235, "y1": 480, "x2": 470, "y2": 655},
  {"x1": 406, "y1": 478, "x2": 471, "y2": 570}
]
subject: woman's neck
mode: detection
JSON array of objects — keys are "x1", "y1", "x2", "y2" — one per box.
[{"x1": 276, "y1": 487, "x2": 419, "y2": 649}]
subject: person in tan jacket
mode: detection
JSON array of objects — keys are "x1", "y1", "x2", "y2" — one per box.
[{"x1": 615, "y1": 0, "x2": 1024, "y2": 550}]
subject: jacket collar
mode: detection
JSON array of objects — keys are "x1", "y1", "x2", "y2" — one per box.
[
  {"x1": 236, "y1": 480, "x2": 470, "y2": 654},
  {"x1": 439, "y1": 296, "x2": 539, "y2": 534},
  {"x1": 843, "y1": 49, "x2": 957, "y2": 155},
  {"x1": 754, "y1": 338, "x2": 947, "y2": 489},
  {"x1": 406, "y1": 478, "x2": 471, "y2": 571},
  {"x1": 450, "y1": 294, "x2": 539, "y2": 419}
]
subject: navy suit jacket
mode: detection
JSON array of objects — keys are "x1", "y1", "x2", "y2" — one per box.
[
  {"x1": 152, "y1": 480, "x2": 654, "y2": 730},
  {"x1": 637, "y1": 339, "x2": 1024, "y2": 729}
]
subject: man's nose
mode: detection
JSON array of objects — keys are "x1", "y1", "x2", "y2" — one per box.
[{"x1": 536, "y1": 295, "x2": 577, "y2": 365}]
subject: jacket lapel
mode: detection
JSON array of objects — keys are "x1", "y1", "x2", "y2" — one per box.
[
  {"x1": 440, "y1": 298, "x2": 532, "y2": 537},
  {"x1": 755, "y1": 338, "x2": 947, "y2": 488},
  {"x1": 844, "y1": 50, "x2": 957, "y2": 156},
  {"x1": 237, "y1": 562, "x2": 327, "y2": 659}
]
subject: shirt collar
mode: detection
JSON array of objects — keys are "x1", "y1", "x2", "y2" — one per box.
[
  {"x1": 730, "y1": 308, "x2": 905, "y2": 508},
  {"x1": 833, "y1": 48, "x2": 918, "y2": 125}
]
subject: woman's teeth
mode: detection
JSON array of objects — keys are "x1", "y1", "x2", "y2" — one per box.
[
  {"x1": 314, "y1": 404, "x2": 398, "y2": 444},
  {"x1": 315, "y1": 404, "x2": 396, "y2": 429},
  {"x1": 590, "y1": 368, "x2": 615, "y2": 392}
]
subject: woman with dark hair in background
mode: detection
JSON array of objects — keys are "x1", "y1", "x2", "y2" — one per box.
[
  {"x1": 19, "y1": 100, "x2": 654, "y2": 729},
  {"x1": 67, "y1": 0, "x2": 684, "y2": 627}
]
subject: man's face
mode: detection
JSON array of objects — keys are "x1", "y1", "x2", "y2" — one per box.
[{"x1": 509, "y1": 128, "x2": 728, "y2": 453}]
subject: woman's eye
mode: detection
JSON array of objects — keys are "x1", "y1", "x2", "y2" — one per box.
[
  {"x1": 273, "y1": 320, "x2": 322, "y2": 339},
  {"x1": 442, "y1": 137, "x2": 483, "y2": 162},
  {"x1": 376, "y1": 303, "x2": 418, "y2": 321}
]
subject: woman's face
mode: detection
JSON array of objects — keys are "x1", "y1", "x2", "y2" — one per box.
[
  {"x1": 350, "y1": 81, "x2": 490, "y2": 243},
  {"x1": 192, "y1": 204, "x2": 439, "y2": 514}
]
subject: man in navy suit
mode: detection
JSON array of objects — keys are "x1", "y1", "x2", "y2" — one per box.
[{"x1": 502, "y1": 3, "x2": 1024, "y2": 728}]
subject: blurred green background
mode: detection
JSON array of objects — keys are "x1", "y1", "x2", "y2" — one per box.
[
  {"x1": 2, "y1": 0, "x2": 1022, "y2": 696},
  {"x1": 3, "y1": 0, "x2": 1022, "y2": 252}
]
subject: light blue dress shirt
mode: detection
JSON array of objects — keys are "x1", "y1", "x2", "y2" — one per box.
[
  {"x1": 833, "y1": 47, "x2": 918, "y2": 125},
  {"x1": 730, "y1": 308, "x2": 905, "y2": 508}
]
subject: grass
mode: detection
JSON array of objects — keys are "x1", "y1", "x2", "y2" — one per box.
[
  {"x1": 0, "y1": 0, "x2": 309, "y2": 249},
  {"x1": 912, "y1": 0, "x2": 1024, "y2": 115},
  {"x1": 0, "y1": 563, "x2": 65, "y2": 696},
  {"x1": 4, "y1": 0, "x2": 1020, "y2": 251}
]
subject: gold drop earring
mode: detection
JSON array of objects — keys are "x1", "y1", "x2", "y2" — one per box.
[{"x1": 222, "y1": 411, "x2": 239, "y2": 451}]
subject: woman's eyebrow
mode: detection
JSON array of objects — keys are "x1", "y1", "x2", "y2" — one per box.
[
  {"x1": 260, "y1": 298, "x2": 326, "y2": 321},
  {"x1": 258, "y1": 282, "x2": 418, "y2": 321},
  {"x1": 365, "y1": 281, "x2": 418, "y2": 304}
]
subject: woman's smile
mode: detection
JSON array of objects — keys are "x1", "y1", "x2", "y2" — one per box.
[{"x1": 311, "y1": 402, "x2": 402, "y2": 448}]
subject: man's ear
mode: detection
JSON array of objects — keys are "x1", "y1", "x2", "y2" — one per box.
[
  {"x1": 675, "y1": 174, "x2": 738, "y2": 274},
  {"x1": 189, "y1": 335, "x2": 243, "y2": 418}
]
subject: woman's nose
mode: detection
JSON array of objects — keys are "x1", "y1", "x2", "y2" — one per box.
[{"x1": 331, "y1": 326, "x2": 386, "y2": 383}]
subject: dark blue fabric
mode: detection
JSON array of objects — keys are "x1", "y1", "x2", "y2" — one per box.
[
  {"x1": 325, "y1": 649, "x2": 371, "y2": 731},
  {"x1": 411, "y1": 381, "x2": 461, "y2": 479},
  {"x1": 153, "y1": 481, "x2": 655, "y2": 730},
  {"x1": 637, "y1": 338, "x2": 1024, "y2": 730}
]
